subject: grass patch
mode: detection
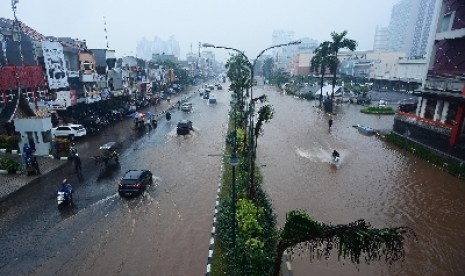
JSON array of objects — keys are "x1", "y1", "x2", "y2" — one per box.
[{"x1": 361, "y1": 106, "x2": 395, "y2": 114}]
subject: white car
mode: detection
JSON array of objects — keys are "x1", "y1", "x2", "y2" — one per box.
[
  {"x1": 52, "y1": 124, "x2": 87, "y2": 139},
  {"x1": 181, "y1": 102, "x2": 193, "y2": 111}
]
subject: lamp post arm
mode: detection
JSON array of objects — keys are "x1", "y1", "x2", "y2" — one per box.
[{"x1": 251, "y1": 41, "x2": 301, "y2": 79}]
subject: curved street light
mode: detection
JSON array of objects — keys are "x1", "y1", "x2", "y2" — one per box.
[{"x1": 202, "y1": 40, "x2": 301, "y2": 194}]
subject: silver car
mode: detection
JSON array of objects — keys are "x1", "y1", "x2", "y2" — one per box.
[{"x1": 181, "y1": 102, "x2": 193, "y2": 111}]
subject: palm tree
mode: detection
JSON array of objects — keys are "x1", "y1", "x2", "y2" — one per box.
[
  {"x1": 329, "y1": 31, "x2": 357, "y2": 111},
  {"x1": 272, "y1": 210, "x2": 415, "y2": 276},
  {"x1": 311, "y1": 41, "x2": 333, "y2": 107}
]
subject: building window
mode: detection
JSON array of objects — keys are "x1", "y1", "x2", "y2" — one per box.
[
  {"x1": 42, "y1": 130, "x2": 52, "y2": 143},
  {"x1": 424, "y1": 99, "x2": 437, "y2": 120},
  {"x1": 440, "y1": 13, "x2": 452, "y2": 33},
  {"x1": 446, "y1": 103, "x2": 458, "y2": 125},
  {"x1": 34, "y1": 131, "x2": 40, "y2": 143}
]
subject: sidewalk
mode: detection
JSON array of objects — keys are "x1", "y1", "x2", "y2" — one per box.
[{"x1": 0, "y1": 154, "x2": 65, "y2": 202}]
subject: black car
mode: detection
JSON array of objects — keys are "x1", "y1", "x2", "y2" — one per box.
[
  {"x1": 177, "y1": 120, "x2": 193, "y2": 135},
  {"x1": 118, "y1": 170, "x2": 153, "y2": 197}
]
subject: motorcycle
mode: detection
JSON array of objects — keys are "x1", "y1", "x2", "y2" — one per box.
[
  {"x1": 25, "y1": 155, "x2": 39, "y2": 176},
  {"x1": 57, "y1": 182, "x2": 73, "y2": 209},
  {"x1": 331, "y1": 154, "x2": 340, "y2": 166}
]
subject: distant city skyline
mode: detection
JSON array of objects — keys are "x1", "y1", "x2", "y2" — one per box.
[{"x1": 0, "y1": 0, "x2": 400, "y2": 61}]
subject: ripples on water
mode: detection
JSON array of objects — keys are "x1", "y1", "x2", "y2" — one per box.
[{"x1": 258, "y1": 90, "x2": 465, "y2": 275}]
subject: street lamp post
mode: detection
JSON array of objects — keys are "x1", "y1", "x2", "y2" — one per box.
[
  {"x1": 247, "y1": 41, "x2": 301, "y2": 195},
  {"x1": 202, "y1": 41, "x2": 301, "y2": 195}
]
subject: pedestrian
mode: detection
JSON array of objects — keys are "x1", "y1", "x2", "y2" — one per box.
[
  {"x1": 74, "y1": 153, "x2": 82, "y2": 175},
  {"x1": 70, "y1": 142, "x2": 78, "y2": 157},
  {"x1": 32, "y1": 156, "x2": 41, "y2": 175},
  {"x1": 328, "y1": 117, "x2": 333, "y2": 129}
]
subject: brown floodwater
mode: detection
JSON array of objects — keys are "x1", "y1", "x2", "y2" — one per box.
[{"x1": 257, "y1": 86, "x2": 465, "y2": 276}]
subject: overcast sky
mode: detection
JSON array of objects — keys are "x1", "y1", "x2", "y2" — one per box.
[{"x1": 1, "y1": 0, "x2": 399, "y2": 61}]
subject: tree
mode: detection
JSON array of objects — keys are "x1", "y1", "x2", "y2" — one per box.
[
  {"x1": 272, "y1": 210, "x2": 415, "y2": 276},
  {"x1": 329, "y1": 31, "x2": 357, "y2": 111},
  {"x1": 270, "y1": 68, "x2": 290, "y2": 87},
  {"x1": 262, "y1": 57, "x2": 274, "y2": 83},
  {"x1": 311, "y1": 41, "x2": 334, "y2": 107},
  {"x1": 225, "y1": 53, "x2": 251, "y2": 124}
]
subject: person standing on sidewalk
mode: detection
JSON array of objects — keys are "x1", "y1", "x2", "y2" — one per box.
[{"x1": 74, "y1": 153, "x2": 82, "y2": 175}]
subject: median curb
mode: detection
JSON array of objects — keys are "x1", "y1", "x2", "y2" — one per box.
[{"x1": 205, "y1": 164, "x2": 223, "y2": 276}]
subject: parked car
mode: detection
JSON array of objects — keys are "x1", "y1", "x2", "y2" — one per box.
[
  {"x1": 378, "y1": 99, "x2": 387, "y2": 107},
  {"x1": 181, "y1": 102, "x2": 193, "y2": 111},
  {"x1": 118, "y1": 170, "x2": 153, "y2": 197},
  {"x1": 52, "y1": 124, "x2": 87, "y2": 139},
  {"x1": 176, "y1": 120, "x2": 193, "y2": 135}
]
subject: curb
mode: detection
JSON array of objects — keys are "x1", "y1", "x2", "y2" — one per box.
[
  {"x1": 0, "y1": 149, "x2": 19, "y2": 155},
  {"x1": 205, "y1": 165, "x2": 223, "y2": 276}
]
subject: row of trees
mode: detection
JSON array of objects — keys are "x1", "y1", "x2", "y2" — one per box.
[{"x1": 213, "y1": 35, "x2": 414, "y2": 275}]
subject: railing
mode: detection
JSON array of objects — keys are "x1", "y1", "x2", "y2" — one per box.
[{"x1": 395, "y1": 111, "x2": 452, "y2": 136}]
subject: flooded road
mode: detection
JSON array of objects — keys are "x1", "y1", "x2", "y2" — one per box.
[
  {"x1": 0, "y1": 88, "x2": 230, "y2": 276},
  {"x1": 257, "y1": 86, "x2": 465, "y2": 275}
]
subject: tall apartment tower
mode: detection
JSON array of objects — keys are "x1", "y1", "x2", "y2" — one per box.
[
  {"x1": 373, "y1": 25, "x2": 389, "y2": 51},
  {"x1": 409, "y1": 0, "x2": 442, "y2": 57},
  {"x1": 383, "y1": 0, "x2": 441, "y2": 58},
  {"x1": 386, "y1": 0, "x2": 420, "y2": 54}
]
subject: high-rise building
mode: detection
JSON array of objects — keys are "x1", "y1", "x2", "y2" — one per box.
[
  {"x1": 409, "y1": 0, "x2": 441, "y2": 57},
  {"x1": 383, "y1": 0, "x2": 441, "y2": 58},
  {"x1": 386, "y1": 0, "x2": 420, "y2": 54},
  {"x1": 296, "y1": 37, "x2": 318, "y2": 54},
  {"x1": 373, "y1": 25, "x2": 389, "y2": 51},
  {"x1": 136, "y1": 36, "x2": 181, "y2": 60},
  {"x1": 272, "y1": 30, "x2": 295, "y2": 69}
]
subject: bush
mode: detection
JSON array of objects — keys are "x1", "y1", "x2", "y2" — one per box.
[
  {"x1": 361, "y1": 106, "x2": 395, "y2": 114},
  {"x1": 0, "y1": 157, "x2": 20, "y2": 172},
  {"x1": 0, "y1": 135, "x2": 20, "y2": 150}
]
